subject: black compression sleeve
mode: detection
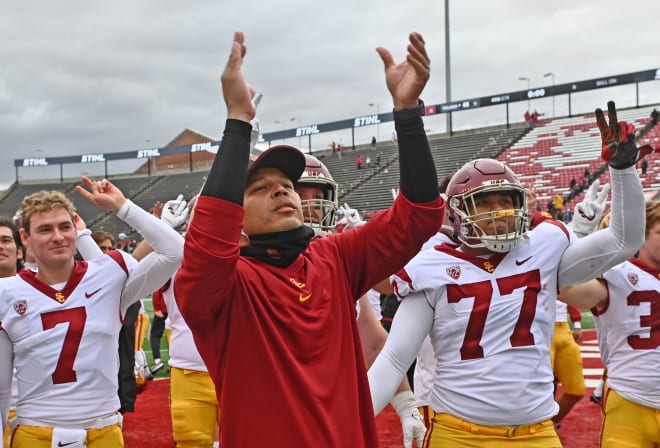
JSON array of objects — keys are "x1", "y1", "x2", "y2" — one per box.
[
  {"x1": 396, "y1": 115, "x2": 439, "y2": 203},
  {"x1": 200, "y1": 119, "x2": 252, "y2": 205}
]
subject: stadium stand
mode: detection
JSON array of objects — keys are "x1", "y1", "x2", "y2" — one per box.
[
  {"x1": 1, "y1": 104, "x2": 657, "y2": 238},
  {"x1": 498, "y1": 105, "x2": 660, "y2": 211},
  {"x1": 338, "y1": 125, "x2": 528, "y2": 213}
]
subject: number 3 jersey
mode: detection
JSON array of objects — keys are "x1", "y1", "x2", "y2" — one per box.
[
  {"x1": 392, "y1": 221, "x2": 572, "y2": 425},
  {"x1": 595, "y1": 259, "x2": 660, "y2": 408},
  {"x1": 0, "y1": 252, "x2": 135, "y2": 426}
]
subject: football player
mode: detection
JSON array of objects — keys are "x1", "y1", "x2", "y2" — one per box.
[
  {"x1": 368, "y1": 101, "x2": 648, "y2": 447},
  {"x1": 559, "y1": 200, "x2": 660, "y2": 447},
  {"x1": 0, "y1": 218, "x2": 23, "y2": 448},
  {"x1": 0, "y1": 179, "x2": 183, "y2": 448}
]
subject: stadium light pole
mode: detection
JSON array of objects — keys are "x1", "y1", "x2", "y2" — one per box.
[
  {"x1": 519, "y1": 76, "x2": 530, "y2": 111},
  {"x1": 274, "y1": 117, "x2": 296, "y2": 144},
  {"x1": 368, "y1": 103, "x2": 380, "y2": 142},
  {"x1": 544, "y1": 72, "x2": 555, "y2": 118}
]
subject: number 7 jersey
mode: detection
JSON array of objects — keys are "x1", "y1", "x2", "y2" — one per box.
[
  {"x1": 392, "y1": 221, "x2": 572, "y2": 425},
  {"x1": 0, "y1": 253, "x2": 134, "y2": 426}
]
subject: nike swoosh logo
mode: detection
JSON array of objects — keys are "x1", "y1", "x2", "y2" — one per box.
[
  {"x1": 515, "y1": 256, "x2": 532, "y2": 266},
  {"x1": 58, "y1": 442, "x2": 77, "y2": 447},
  {"x1": 85, "y1": 288, "x2": 102, "y2": 299},
  {"x1": 299, "y1": 293, "x2": 312, "y2": 303}
]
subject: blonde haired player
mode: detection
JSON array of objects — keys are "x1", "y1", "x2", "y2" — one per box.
[{"x1": 0, "y1": 180, "x2": 183, "y2": 448}]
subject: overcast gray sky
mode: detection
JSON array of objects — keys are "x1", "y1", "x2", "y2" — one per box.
[{"x1": 1, "y1": 0, "x2": 659, "y2": 186}]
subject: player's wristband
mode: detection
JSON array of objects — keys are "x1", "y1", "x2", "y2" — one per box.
[
  {"x1": 573, "y1": 322, "x2": 581, "y2": 329},
  {"x1": 393, "y1": 100, "x2": 425, "y2": 121}
]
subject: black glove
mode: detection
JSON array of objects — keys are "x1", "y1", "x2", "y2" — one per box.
[{"x1": 595, "y1": 101, "x2": 658, "y2": 169}]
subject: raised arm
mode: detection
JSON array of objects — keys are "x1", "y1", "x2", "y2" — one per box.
[
  {"x1": 557, "y1": 102, "x2": 645, "y2": 289},
  {"x1": 378, "y1": 32, "x2": 438, "y2": 204},
  {"x1": 368, "y1": 292, "x2": 433, "y2": 414},
  {"x1": 199, "y1": 31, "x2": 256, "y2": 204},
  {"x1": 76, "y1": 177, "x2": 184, "y2": 315}
]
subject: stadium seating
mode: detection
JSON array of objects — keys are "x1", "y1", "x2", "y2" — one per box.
[
  {"x1": 1, "y1": 104, "x2": 657, "y2": 239},
  {"x1": 339, "y1": 125, "x2": 528, "y2": 213},
  {"x1": 498, "y1": 105, "x2": 660, "y2": 212}
]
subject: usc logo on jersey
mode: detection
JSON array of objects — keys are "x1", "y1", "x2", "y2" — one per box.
[
  {"x1": 13, "y1": 300, "x2": 28, "y2": 315},
  {"x1": 446, "y1": 265, "x2": 461, "y2": 280},
  {"x1": 483, "y1": 261, "x2": 495, "y2": 273}
]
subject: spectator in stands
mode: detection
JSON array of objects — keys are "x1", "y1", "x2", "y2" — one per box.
[
  {"x1": 641, "y1": 158, "x2": 648, "y2": 175},
  {"x1": 531, "y1": 109, "x2": 544, "y2": 126},
  {"x1": 524, "y1": 110, "x2": 533, "y2": 128},
  {"x1": 366, "y1": 156, "x2": 371, "y2": 169},
  {"x1": 569, "y1": 177, "x2": 577, "y2": 192},
  {"x1": 356, "y1": 153, "x2": 363, "y2": 169},
  {"x1": 336, "y1": 142, "x2": 343, "y2": 159},
  {"x1": 0, "y1": 181, "x2": 183, "y2": 447},
  {"x1": 377, "y1": 152, "x2": 382, "y2": 166},
  {"x1": 577, "y1": 177, "x2": 588, "y2": 193},
  {"x1": 584, "y1": 168, "x2": 591, "y2": 181},
  {"x1": 371, "y1": 136, "x2": 377, "y2": 148},
  {"x1": 330, "y1": 141, "x2": 336, "y2": 153},
  {"x1": 174, "y1": 30, "x2": 443, "y2": 447},
  {"x1": 368, "y1": 100, "x2": 646, "y2": 446}
]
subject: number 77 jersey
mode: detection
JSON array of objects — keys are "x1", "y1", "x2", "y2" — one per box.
[{"x1": 391, "y1": 221, "x2": 572, "y2": 426}]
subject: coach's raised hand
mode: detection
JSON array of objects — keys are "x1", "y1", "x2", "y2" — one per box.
[
  {"x1": 377, "y1": 32, "x2": 430, "y2": 110},
  {"x1": 221, "y1": 31, "x2": 256, "y2": 123}
]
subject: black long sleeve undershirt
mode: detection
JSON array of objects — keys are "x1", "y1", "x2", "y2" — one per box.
[
  {"x1": 201, "y1": 119, "x2": 252, "y2": 205},
  {"x1": 396, "y1": 115, "x2": 439, "y2": 203}
]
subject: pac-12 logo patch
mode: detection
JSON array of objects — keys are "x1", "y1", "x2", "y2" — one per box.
[
  {"x1": 13, "y1": 300, "x2": 28, "y2": 316},
  {"x1": 446, "y1": 265, "x2": 461, "y2": 280},
  {"x1": 627, "y1": 273, "x2": 638, "y2": 286}
]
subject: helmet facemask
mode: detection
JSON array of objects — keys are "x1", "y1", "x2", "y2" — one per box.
[
  {"x1": 449, "y1": 183, "x2": 529, "y2": 253},
  {"x1": 299, "y1": 188, "x2": 338, "y2": 236},
  {"x1": 296, "y1": 154, "x2": 339, "y2": 236}
]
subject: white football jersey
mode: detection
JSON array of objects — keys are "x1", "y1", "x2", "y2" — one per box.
[
  {"x1": 164, "y1": 276, "x2": 207, "y2": 372},
  {"x1": 392, "y1": 221, "x2": 571, "y2": 425},
  {"x1": 414, "y1": 231, "x2": 456, "y2": 407},
  {"x1": 0, "y1": 253, "x2": 136, "y2": 425},
  {"x1": 598, "y1": 259, "x2": 660, "y2": 407}
]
